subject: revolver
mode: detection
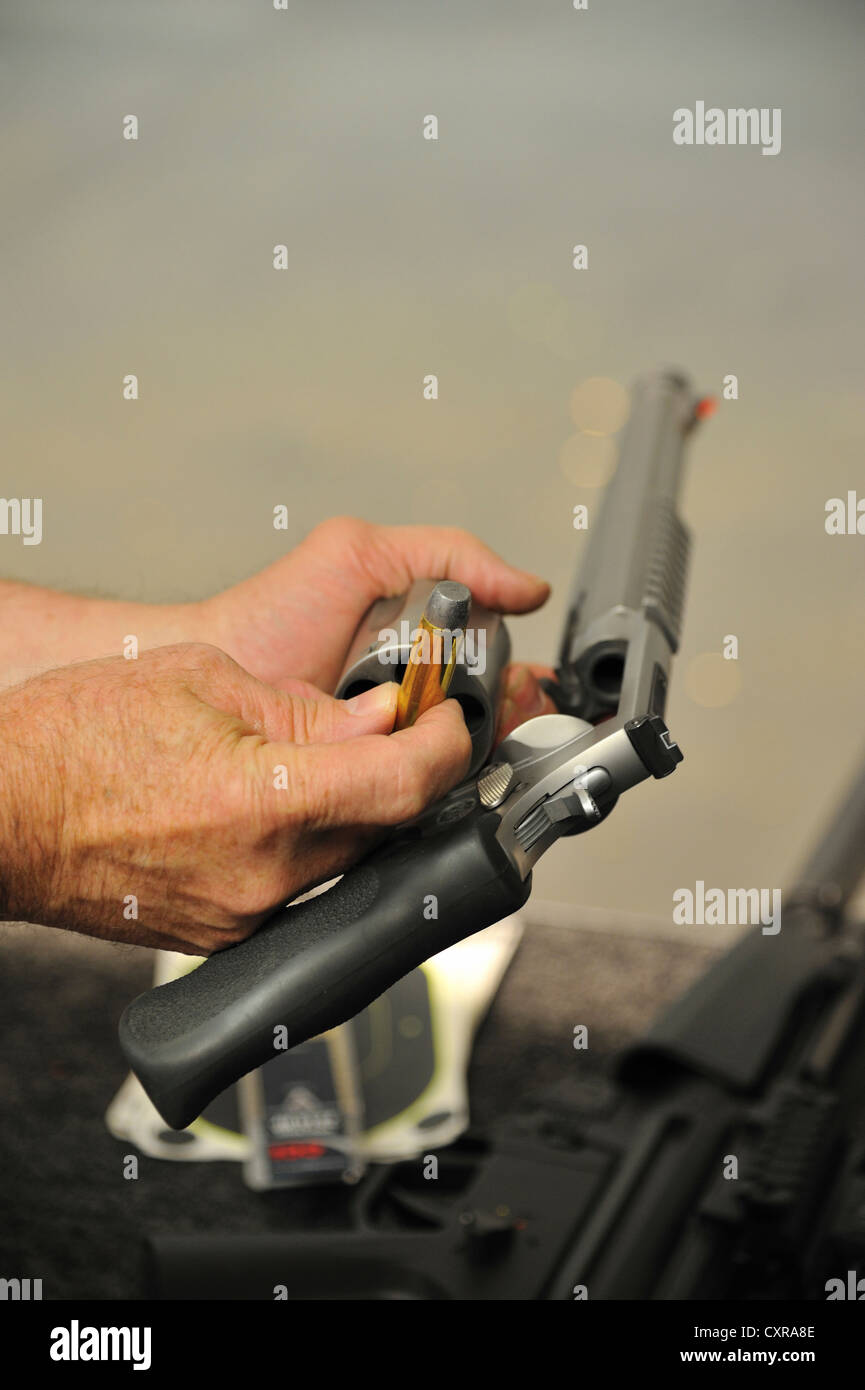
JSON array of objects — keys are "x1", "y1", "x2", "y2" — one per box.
[{"x1": 119, "y1": 368, "x2": 708, "y2": 1129}]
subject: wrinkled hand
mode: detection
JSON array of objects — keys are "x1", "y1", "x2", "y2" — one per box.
[
  {"x1": 0, "y1": 644, "x2": 471, "y2": 954},
  {"x1": 201, "y1": 516, "x2": 551, "y2": 694}
]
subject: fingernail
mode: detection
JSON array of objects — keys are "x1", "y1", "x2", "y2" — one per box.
[{"x1": 344, "y1": 682, "x2": 398, "y2": 716}]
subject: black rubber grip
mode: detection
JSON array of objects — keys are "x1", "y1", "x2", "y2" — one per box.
[{"x1": 119, "y1": 808, "x2": 529, "y2": 1130}]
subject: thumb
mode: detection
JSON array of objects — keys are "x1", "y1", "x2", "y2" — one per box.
[
  {"x1": 261, "y1": 698, "x2": 472, "y2": 830},
  {"x1": 263, "y1": 681, "x2": 399, "y2": 745}
]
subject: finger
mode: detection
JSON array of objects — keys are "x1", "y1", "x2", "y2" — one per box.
[
  {"x1": 309, "y1": 517, "x2": 550, "y2": 616},
  {"x1": 495, "y1": 664, "x2": 558, "y2": 744},
  {"x1": 260, "y1": 697, "x2": 472, "y2": 829},
  {"x1": 261, "y1": 682, "x2": 399, "y2": 746},
  {"x1": 520, "y1": 663, "x2": 558, "y2": 683},
  {"x1": 192, "y1": 654, "x2": 400, "y2": 745},
  {"x1": 268, "y1": 676, "x2": 338, "y2": 701}
]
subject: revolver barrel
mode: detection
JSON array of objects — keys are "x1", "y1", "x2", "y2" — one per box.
[{"x1": 555, "y1": 369, "x2": 703, "y2": 723}]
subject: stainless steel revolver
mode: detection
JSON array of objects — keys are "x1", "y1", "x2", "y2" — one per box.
[{"x1": 119, "y1": 367, "x2": 707, "y2": 1129}]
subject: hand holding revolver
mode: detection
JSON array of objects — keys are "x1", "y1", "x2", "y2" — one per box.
[{"x1": 0, "y1": 528, "x2": 549, "y2": 951}]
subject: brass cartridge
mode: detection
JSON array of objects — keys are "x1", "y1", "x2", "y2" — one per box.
[{"x1": 394, "y1": 581, "x2": 471, "y2": 730}]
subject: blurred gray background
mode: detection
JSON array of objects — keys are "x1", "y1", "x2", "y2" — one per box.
[{"x1": 2, "y1": 0, "x2": 864, "y2": 937}]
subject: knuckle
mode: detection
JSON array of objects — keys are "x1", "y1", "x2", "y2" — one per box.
[
  {"x1": 447, "y1": 524, "x2": 473, "y2": 548},
  {"x1": 391, "y1": 761, "x2": 433, "y2": 822},
  {"x1": 304, "y1": 772, "x2": 341, "y2": 828},
  {"x1": 264, "y1": 750, "x2": 329, "y2": 829},
  {"x1": 283, "y1": 695, "x2": 318, "y2": 745},
  {"x1": 433, "y1": 524, "x2": 474, "y2": 560},
  {"x1": 148, "y1": 641, "x2": 233, "y2": 682},
  {"x1": 313, "y1": 515, "x2": 369, "y2": 548},
  {"x1": 185, "y1": 641, "x2": 232, "y2": 669}
]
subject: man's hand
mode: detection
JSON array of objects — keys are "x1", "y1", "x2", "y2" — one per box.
[
  {"x1": 201, "y1": 517, "x2": 551, "y2": 692},
  {"x1": 0, "y1": 518, "x2": 553, "y2": 729},
  {"x1": 0, "y1": 644, "x2": 471, "y2": 955}
]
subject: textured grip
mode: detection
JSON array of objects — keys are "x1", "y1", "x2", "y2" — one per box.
[
  {"x1": 642, "y1": 498, "x2": 690, "y2": 652},
  {"x1": 119, "y1": 809, "x2": 529, "y2": 1129}
]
